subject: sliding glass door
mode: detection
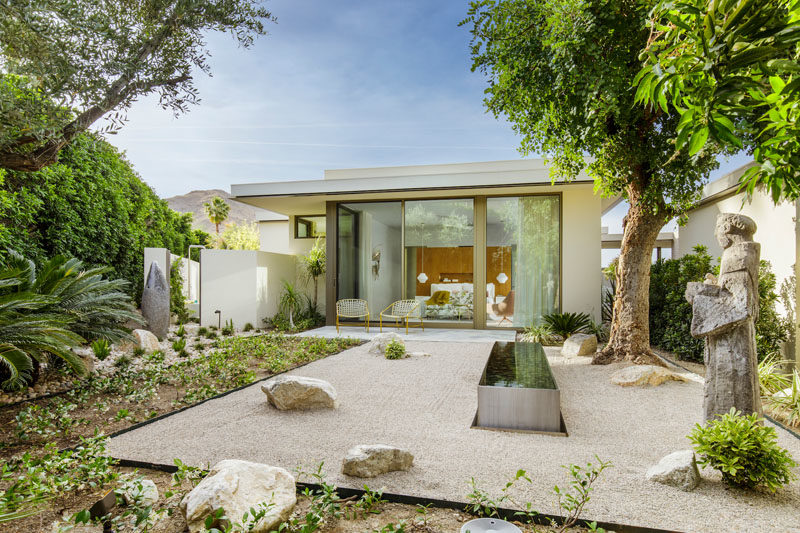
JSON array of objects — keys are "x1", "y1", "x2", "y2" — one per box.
[
  {"x1": 336, "y1": 202, "x2": 402, "y2": 319},
  {"x1": 486, "y1": 196, "x2": 560, "y2": 328},
  {"x1": 404, "y1": 199, "x2": 474, "y2": 323}
]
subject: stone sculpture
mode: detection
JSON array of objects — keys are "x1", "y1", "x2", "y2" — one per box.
[
  {"x1": 685, "y1": 213, "x2": 762, "y2": 422},
  {"x1": 141, "y1": 261, "x2": 170, "y2": 340}
]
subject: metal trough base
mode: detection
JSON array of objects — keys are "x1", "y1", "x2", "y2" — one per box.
[{"x1": 476, "y1": 384, "x2": 562, "y2": 433}]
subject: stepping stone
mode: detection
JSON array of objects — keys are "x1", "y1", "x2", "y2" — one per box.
[
  {"x1": 610, "y1": 365, "x2": 688, "y2": 387},
  {"x1": 342, "y1": 444, "x2": 413, "y2": 478},
  {"x1": 261, "y1": 376, "x2": 337, "y2": 410},
  {"x1": 181, "y1": 459, "x2": 296, "y2": 533}
]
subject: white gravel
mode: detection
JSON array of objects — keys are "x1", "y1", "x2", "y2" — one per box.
[{"x1": 108, "y1": 341, "x2": 800, "y2": 533}]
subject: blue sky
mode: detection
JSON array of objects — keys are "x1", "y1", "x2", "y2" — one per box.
[{"x1": 109, "y1": 0, "x2": 751, "y2": 247}]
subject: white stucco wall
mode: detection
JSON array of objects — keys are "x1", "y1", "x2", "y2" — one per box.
[
  {"x1": 258, "y1": 220, "x2": 291, "y2": 255},
  {"x1": 561, "y1": 187, "x2": 602, "y2": 322},
  {"x1": 199, "y1": 249, "x2": 296, "y2": 329},
  {"x1": 677, "y1": 190, "x2": 796, "y2": 291}
]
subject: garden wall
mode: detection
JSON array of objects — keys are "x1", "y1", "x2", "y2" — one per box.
[{"x1": 199, "y1": 249, "x2": 296, "y2": 329}]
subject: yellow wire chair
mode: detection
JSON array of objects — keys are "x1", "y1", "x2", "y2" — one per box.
[
  {"x1": 379, "y1": 299, "x2": 424, "y2": 334},
  {"x1": 335, "y1": 299, "x2": 370, "y2": 333}
]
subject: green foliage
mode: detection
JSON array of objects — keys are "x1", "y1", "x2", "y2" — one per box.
[
  {"x1": 222, "y1": 319, "x2": 235, "y2": 336},
  {"x1": 204, "y1": 196, "x2": 231, "y2": 235},
  {"x1": 649, "y1": 246, "x2": 714, "y2": 362},
  {"x1": 198, "y1": 327, "x2": 209, "y2": 337},
  {"x1": 0, "y1": 134, "x2": 210, "y2": 303},
  {"x1": 768, "y1": 369, "x2": 800, "y2": 428},
  {"x1": 0, "y1": 2, "x2": 273, "y2": 171},
  {"x1": 689, "y1": 408, "x2": 797, "y2": 491},
  {"x1": 90, "y1": 339, "x2": 111, "y2": 361},
  {"x1": 384, "y1": 340, "x2": 406, "y2": 360},
  {"x1": 586, "y1": 319, "x2": 609, "y2": 343},
  {"x1": 170, "y1": 258, "x2": 190, "y2": 324},
  {"x1": 650, "y1": 248, "x2": 791, "y2": 362},
  {"x1": 243, "y1": 322, "x2": 254, "y2": 332},
  {"x1": 278, "y1": 281, "x2": 304, "y2": 330},
  {"x1": 172, "y1": 337, "x2": 187, "y2": 353},
  {"x1": 218, "y1": 221, "x2": 260, "y2": 250},
  {"x1": 520, "y1": 323, "x2": 558, "y2": 345},
  {"x1": 542, "y1": 312, "x2": 591, "y2": 340},
  {"x1": 758, "y1": 354, "x2": 792, "y2": 396},
  {"x1": 638, "y1": 0, "x2": 800, "y2": 202},
  {"x1": 301, "y1": 237, "x2": 326, "y2": 313},
  {"x1": 177, "y1": 324, "x2": 186, "y2": 338}
]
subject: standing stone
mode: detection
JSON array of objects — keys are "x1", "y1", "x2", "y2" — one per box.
[
  {"x1": 685, "y1": 213, "x2": 762, "y2": 422},
  {"x1": 181, "y1": 460, "x2": 296, "y2": 533},
  {"x1": 341, "y1": 444, "x2": 414, "y2": 478},
  {"x1": 646, "y1": 450, "x2": 701, "y2": 491},
  {"x1": 141, "y1": 261, "x2": 170, "y2": 340},
  {"x1": 561, "y1": 333, "x2": 598, "y2": 357}
]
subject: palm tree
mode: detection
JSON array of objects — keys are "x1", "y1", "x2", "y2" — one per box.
[
  {"x1": 203, "y1": 196, "x2": 230, "y2": 234},
  {"x1": 301, "y1": 237, "x2": 326, "y2": 313}
]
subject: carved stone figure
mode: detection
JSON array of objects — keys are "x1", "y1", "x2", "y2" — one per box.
[
  {"x1": 141, "y1": 261, "x2": 170, "y2": 340},
  {"x1": 685, "y1": 213, "x2": 762, "y2": 422}
]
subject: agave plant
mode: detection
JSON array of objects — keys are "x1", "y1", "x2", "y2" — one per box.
[
  {"x1": 0, "y1": 250, "x2": 140, "y2": 390},
  {"x1": 758, "y1": 354, "x2": 791, "y2": 397},
  {"x1": 542, "y1": 311, "x2": 592, "y2": 340}
]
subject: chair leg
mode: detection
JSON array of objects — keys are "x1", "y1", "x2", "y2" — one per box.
[
  {"x1": 420, "y1": 318, "x2": 424, "y2": 332},
  {"x1": 336, "y1": 316, "x2": 339, "y2": 334},
  {"x1": 380, "y1": 316, "x2": 383, "y2": 332}
]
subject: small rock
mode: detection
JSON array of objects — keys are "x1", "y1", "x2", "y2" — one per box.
[
  {"x1": 261, "y1": 376, "x2": 337, "y2": 410},
  {"x1": 368, "y1": 333, "x2": 405, "y2": 355},
  {"x1": 561, "y1": 333, "x2": 598, "y2": 357},
  {"x1": 407, "y1": 351, "x2": 431, "y2": 358},
  {"x1": 342, "y1": 444, "x2": 414, "y2": 478},
  {"x1": 610, "y1": 365, "x2": 688, "y2": 387},
  {"x1": 181, "y1": 459, "x2": 296, "y2": 533},
  {"x1": 121, "y1": 479, "x2": 159, "y2": 507},
  {"x1": 646, "y1": 450, "x2": 701, "y2": 491}
]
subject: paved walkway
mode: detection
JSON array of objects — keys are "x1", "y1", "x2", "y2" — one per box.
[
  {"x1": 108, "y1": 341, "x2": 800, "y2": 532},
  {"x1": 294, "y1": 325, "x2": 516, "y2": 343}
]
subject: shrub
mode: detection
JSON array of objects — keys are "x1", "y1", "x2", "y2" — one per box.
[
  {"x1": 689, "y1": 408, "x2": 797, "y2": 491},
  {"x1": 758, "y1": 354, "x2": 791, "y2": 396},
  {"x1": 650, "y1": 248, "x2": 790, "y2": 363},
  {"x1": 542, "y1": 312, "x2": 591, "y2": 339},
  {"x1": 132, "y1": 347, "x2": 146, "y2": 358},
  {"x1": 170, "y1": 258, "x2": 190, "y2": 324},
  {"x1": 520, "y1": 324, "x2": 558, "y2": 345},
  {"x1": 384, "y1": 340, "x2": 406, "y2": 360},
  {"x1": 197, "y1": 327, "x2": 209, "y2": 336},
  {"x1": 172, "y1": 337, "x2": 187, "y2": 353},
  {"x1": 91, "y1": 339, "x2": 111, "y2": 361},
  {"x1": 243, "y1": 322, "x2": 254, "y2": 332},
  {"x1": 176, "y1": 324, "x2": 186, "y2": 338},
  {"x1": 221, "y1": 319, "x2": 234, "y2": 336},
  {"x1": 278, "y1": 281, "x2": 303, "y2": 330},
  {"x1": 768, "y1": 369, "x2": 800, "y2": 428}
]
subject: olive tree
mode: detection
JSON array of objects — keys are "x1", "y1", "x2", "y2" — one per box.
[
  {"x1": 464, "y1": 0, "x2": 721, "y2": 364},
  {"x1": 0, "y1": 0, "x2": 274, "y2": 172}
]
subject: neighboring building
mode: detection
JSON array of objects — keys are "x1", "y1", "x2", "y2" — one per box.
[{"x1": 232, "y1": 159, "x2": 611, "y2": 330}]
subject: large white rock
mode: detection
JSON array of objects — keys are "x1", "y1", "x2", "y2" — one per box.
[
  {"x1": 561, "y1": 333, "x2": 598, "y2": 357},
  {"x1": 181, "y1": 460, "x2": 296, "y2": 533},
  {"x1": 611, "y1": 365, "x2": 689, "y2": 387},
  {"x1": 368, "y1": 332, "x2": 405, "y2": 355},
  {"x1": 646, "y1": 450, "x2": 701, "y2": 491},
  {"x1": 261, "y1": 376, "x2": 337, "y2": 410},
  {"x1": 121, "y1": 478, "x2": 159, "y2": 507},
  {"x1": 132, "y1": 329, "x2": 160, "y2": 353},
  {"x1": 342, "y1": 445, "x2": 414, "y2": 478}
]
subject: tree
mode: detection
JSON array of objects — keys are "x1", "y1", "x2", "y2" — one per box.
[
  {"x1": 219, "y1": 221, "x2": 259, "y2": 250},
  {"x1": 464, "y1": 0, "x2": 721, "y2": 365},
  {"x1": 0, "y1": 133, "x2": 210, "y2": 302},
  {"x1": 204, "y1": 196, "x2": 230, "y2": 235},
  {"x1": 636, "y1": 0, "x2": 800, "y2": 202},
  {"x1": 0, "y1": 0, "x2": 274, "y2": 172},
  {"x1": 301, "y1": 237, "x2": 326, "y2": 313}
]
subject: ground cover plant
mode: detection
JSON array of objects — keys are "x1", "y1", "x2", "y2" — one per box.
[{"x1": 0, "y1": 332, "x2": 359, "y2": 530}]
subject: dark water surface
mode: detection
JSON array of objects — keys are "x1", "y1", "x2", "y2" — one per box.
[{"x1": 479, "y1": 341, "x2": 557, "y2": 389}]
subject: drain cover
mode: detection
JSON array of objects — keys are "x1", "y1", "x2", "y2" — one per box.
[{"x1": 460, "y1": 518, "x2": 522, "y2": 533}]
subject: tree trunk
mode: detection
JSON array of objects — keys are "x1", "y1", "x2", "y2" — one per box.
[
  {"x1": 313, "y1": 277, "x2": 319, "y2": 313},
  {"x1": 593, "y1": 186, "x2": 666, "y2": 366}
]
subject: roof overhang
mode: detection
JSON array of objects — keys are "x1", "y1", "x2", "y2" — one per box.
[{"x1": 601, "y1": 232, "x2": 676, "y2": 249}]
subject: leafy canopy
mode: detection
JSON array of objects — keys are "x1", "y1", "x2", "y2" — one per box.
[
  {"x1": 463, "y1": 0, "x2": 721, "y2": 220},
  {"x1": 636, "y1": 0, "x2": 800, "y2": 201},
  {"x1": 204, "y1": 196, "x2": 231, "y2": 233},
  {"x1": 0, "y1": 0, "x2": 274, "y2": 171}
]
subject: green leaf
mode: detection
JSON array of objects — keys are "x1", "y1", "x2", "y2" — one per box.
[{"x1": 688, "y1": 126, "x2": 710, "y2": 155}]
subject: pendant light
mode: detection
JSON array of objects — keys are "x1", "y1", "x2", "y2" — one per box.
[
  {"x1": 417, "y1": 245, "x2": 428, "y2": 283},
  {"x1": 496, "y1": 246, "x2": 508, "y2": 284}
]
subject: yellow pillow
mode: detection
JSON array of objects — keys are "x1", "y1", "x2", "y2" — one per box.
[{"x1": 426, "y1": 290, "x2": 450, "y2": 305}]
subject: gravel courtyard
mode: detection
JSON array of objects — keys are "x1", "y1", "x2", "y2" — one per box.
[{"x1": 108, "y1": 341, "x2": 800, "y2": 532}]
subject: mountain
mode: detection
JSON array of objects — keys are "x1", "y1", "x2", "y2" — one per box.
[{"x1": 165, "y1": 189, "x2": 284, "y2": 234}]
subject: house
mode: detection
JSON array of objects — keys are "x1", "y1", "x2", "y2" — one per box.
[{"x1": 231, "y1": 159, "x2": 609, "y2": 330}]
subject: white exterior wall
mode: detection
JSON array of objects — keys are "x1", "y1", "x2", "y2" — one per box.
[
  {"x1": 199, "y1": 249, "x2": 296, "y2": 329},
  {"x1": 677, "y1": 190, "x2": 796, "y2": 291},
  {"x1": 169, "y1": 253, "x2": 200, "y2": 302},
  {"x1": 561, "y1": 187, "x2": 602, "y2": 322},
  {"x1": 258, "y1": 220, "x2": 291, "y2": 255}
]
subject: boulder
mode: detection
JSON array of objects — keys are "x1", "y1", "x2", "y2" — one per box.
[
  {"x1": 181, "y1": 460, "x2": 296, "y2": 533},
  {"x1": 133, "y1": 329, "x2": 161, "y2": 353},
  {"x1": 121, "y1": 479, "x2": 159, "y2": 507},
  {"x1": 368, "y1": 332, "x2": 404, "y2": 355},
  {"x1": 561, "y1": 334, "x2": 598, "y2": 357},
  {"x1": 342, "y1": 444, "x2": 414, "y2": 478},
  {"x1": 141, "y1": 262, "x2": 170, "y2": 340},
  {"x1": 610, "y1": 365, "x2": 688, "y2": 387},
  {"x1": 646, "y1": 450, "x2": 701, "y2": 491},
  {"x1": 261, "y1": 376, "x2": 337, "y2": 410}
]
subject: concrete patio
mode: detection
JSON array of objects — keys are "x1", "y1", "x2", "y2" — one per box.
[
  {"x1": 294, "y1": 325, "x2": 516, "y2": 343},
  {"x1": 108, "y1": 340, "x2": 800, "y2": 532}
]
